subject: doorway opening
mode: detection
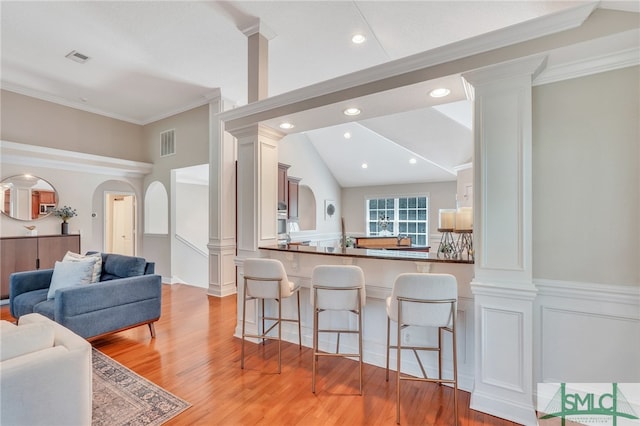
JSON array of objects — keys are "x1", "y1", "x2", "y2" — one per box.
[{"x1": 105, "y1": 192, "x2": 136, "y2": 256}]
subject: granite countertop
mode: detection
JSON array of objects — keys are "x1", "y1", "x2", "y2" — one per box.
[{"x1": 260, "y1": 244, "x2": 474, "y2": 264}]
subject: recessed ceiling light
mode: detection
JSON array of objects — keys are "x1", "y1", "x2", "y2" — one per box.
[
  {"x1": 279, "y1": 122, "x2": 294, "y2": 130},
  {"x1": 361, "y1": 163, "x2": 368, "y2": 169},
  {"x1": 409, "y1": 158, "x2": 417, "y2": 164},
  {"x1": 344, "y1": 132, "x2": 351, "y2": 139},
  {"x1": 352, "y1": 34, "x2": 366, "y2": 44},
  {"x1": 429, "y1": 88, "x2": 451, "y2": 98},
  {"x1": 344, "y1": 107, "x2": 361, "y2": 116}
]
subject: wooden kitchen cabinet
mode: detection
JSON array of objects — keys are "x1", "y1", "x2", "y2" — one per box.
[
  {"x1": 0, "y1": 234, "x2": 80, "y2": 299},
  {"x1": 278, "y1": 163, "x2": 290, "y2": 210},
  {"x1": 287, "y1": 177, "x2": 301, "y2": 220}
]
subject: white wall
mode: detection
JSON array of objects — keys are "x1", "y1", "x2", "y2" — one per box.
[
  {"x1": 175, "y1": 181, "x2": 209, "y2": 252},
  {"x1": 278, "y1": 133, "x2": 342, "y2": 240},
  {"x1": 0, "y1": 161, "x2": 144, "y2": 254}
]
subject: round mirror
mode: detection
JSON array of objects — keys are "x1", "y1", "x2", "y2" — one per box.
[{"x1": 0, "y1": 175, "x2": 58, "y2": 221}]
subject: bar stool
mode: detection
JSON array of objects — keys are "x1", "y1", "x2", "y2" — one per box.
[
  {"x1": 385, "y1": 273, "x2": 458, "y2": 424},
  {"x1": 311, "y1": 264, "x2": 366, "y2": 394},
  {"x1": 241, "y1": 258, "x2": 301, "y2": 373}
]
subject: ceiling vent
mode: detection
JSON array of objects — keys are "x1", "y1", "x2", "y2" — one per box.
[
  {"x1": 160, "y1": 129, "x2": 176, "y2": 157},
  {"x1": 65, "y1": 50, "x2": 90, "y2": 64}
]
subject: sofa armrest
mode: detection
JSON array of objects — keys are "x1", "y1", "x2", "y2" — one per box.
[
  {"x1": 0, "y1": 313, "x2": 92, "y2": 426},
  {"x1": 9, "y1": 270, "x2": 53, "y2": 318},
  {"x1": 55, "y1": 274, "x2": 162, "y2": 318}
]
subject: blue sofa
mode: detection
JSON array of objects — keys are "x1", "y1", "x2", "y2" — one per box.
[{"x1": 9, "y1": 252, "x2": 162, "y2": 340}]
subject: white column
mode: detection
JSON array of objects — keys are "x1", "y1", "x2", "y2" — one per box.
[
  {"x1": 233, "y1": 124, "x2": 283, "y2": 337},
  {"x1": 462, "y1": 55, "x2": 546, "y2": 425},
  {"x1": 207, "y1": 93, "x2": 237, "y2": 297}
]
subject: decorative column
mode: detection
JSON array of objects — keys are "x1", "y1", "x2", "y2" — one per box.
[
  {"x1": 207, "y1": 91, "x2": 237, "y2": 297},
  {"x1": 462, "y1": 55, "x2": 546, "y2": 425},
  {"x1": 233, "y1": 124, "x2": 283, "y2": 338}
]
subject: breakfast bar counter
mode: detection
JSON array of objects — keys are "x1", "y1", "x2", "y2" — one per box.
[
  {"x1": 234, "y1": 243, "x2": 477, "y2": 391},
  {"x1": 260, "y1": 244, "x2": 473, "y2": 264}
]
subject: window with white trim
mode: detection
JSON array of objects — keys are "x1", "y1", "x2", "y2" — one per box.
[{"x1": 366, "y1": 196, "x2": 429, "y2": 246}]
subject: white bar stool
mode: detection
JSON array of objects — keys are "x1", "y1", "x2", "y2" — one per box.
[
  {"x1": 241, "y1": 258, "x2": 302, "y2": 373},
  {"x1": 385, "y1": 273, "x2": 458, "y2": 424},
  {"x1": 311, "y1": 264, "x2": 366, "y2": 394}
]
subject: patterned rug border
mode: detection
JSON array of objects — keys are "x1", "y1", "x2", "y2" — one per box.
[{"x1": 92, "y1": 348, "x2": 191, "y2": 426}]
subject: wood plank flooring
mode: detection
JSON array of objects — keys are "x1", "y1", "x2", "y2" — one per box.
[{"x1": 1, "y1": 284, "x2": 521, "y2": 425}]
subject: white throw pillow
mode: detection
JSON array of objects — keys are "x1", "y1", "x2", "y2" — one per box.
[
  {"x1": 47, "y1": 260, "x2": 96, "y2": 299},
  {"x1": 62, "y1": 251, "x2": 102, "y2": 283},
  {"x1": 0, "y1": 321, "x2": 55, "y2": 362}
]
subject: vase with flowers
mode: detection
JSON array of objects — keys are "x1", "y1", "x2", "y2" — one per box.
[
  {"x1": 378, "y1": 214, "x2": 391, "y2": 236},
  {"x1": 53, "y1": 205, "x2": 77, "y2": 235}
]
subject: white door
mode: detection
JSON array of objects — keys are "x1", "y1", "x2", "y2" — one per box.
[{"x1": 106, "y1": 193, "x2": 135, "y2": 255}]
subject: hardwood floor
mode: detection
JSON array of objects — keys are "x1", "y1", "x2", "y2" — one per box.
[{"x1": 1, "y1": 284, "x2": 520, "y2": 425}]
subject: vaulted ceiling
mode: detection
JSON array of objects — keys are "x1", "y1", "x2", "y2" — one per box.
[{"x1": 2, "y1": 1, "x2": 637, "y2": 186}]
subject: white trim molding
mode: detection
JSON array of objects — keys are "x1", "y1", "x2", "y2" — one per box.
[
  {"x1": 0, "y1": 140, "x2": 153, "y2": 178},
  {"x1": 534, "y1": 279, "x2": 640, "y2": 384}
]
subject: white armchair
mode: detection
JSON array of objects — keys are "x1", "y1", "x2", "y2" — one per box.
[{"x1": 1, "y1": 313, "x2": 92, "y2": 426}]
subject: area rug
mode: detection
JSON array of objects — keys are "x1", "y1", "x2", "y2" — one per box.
[{"x1": 92, "y1": 349, "x2": 191, "y2": 426}]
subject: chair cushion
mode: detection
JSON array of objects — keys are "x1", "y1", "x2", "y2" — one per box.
[
  {"x1": 11, "y1": 289, "x2": 48, "y2": 319},
  {"x1": 47, "y1": 260, "x2": 96, "y2": 299},
  {"x1": 62, "y1": 251, "x2": 102, "y2": 283},
  {"x1": 33, "y1": 300, "x2": 56, "y2": 320},
  {"x1": 101, "y1": 253, "x2": 146, "y2": 280},
  {"x1": 0, "y1": 320, "x2": 55, "y2": 362}
]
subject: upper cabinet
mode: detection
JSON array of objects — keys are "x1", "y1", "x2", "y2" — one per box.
[
  {"x1": 277, "y1": 163, "x2": 302, "y2": 221},
  {"x1": 277, "y1": 163, "x2": 290, "y2": 211},
  {"x1": 287, "y1": 177, "x2": 301, "y2": 221}
]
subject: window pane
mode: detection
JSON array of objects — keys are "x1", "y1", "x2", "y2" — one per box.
[
  {"x1": 387, "y1": 211, "x2": 394, "y2": 220},
  {"x1": 408, "y1": 223, "x2": 416, "y2": 233},
  {"x1": 408, "y1": 198, "x2": 416, "y2": 208},
  {"x1": 400, "y1": 210, "x2": 407, "y2": 220},
  {"x1": 418, "y1": 223, "x2": 426, "y2": 233},
  {"x1": 418, "y1": 210, "x2": 426, "y2": 220},
  {"x1": 417, "y1": 235, "x2": 426, "y2": 246},
  {"x1": 408, "y1": 210, "x2": 416, "y2": 220},
  {"x1": 369, "y1": 199, "x2": 376, "y2": 209},
  {"x1": 386, "y1": 198, "x2": 394, "y2": 208},
  {"x1": 399, "y1": 223, "x2": 407, "y2": 233},
  {"x1": 399, "y1": 198, "x2": 407, "y2": 208},
  {"x1": 377, "y1": 199, "x2": 384, "y2": 209},
  {"x1": 418, "y1": 197, "x2": 426, "y2": 208},
  {"x1": 369, "y1": 211, "x2": 377, "y2": 220},
  {"x1": 369, "y1": 223, "x2": 376, "y2": 233}
]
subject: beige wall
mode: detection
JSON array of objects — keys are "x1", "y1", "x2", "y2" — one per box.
[
  {"x1": 532, "y1": 66, "x2": 639, "y2": 285},
  {"x1": 342, "y1": 181, "x2": 457, "y2": 241},
  {"x1": 0, "y1": 90, "x2": 145, "y2": 162},
  {"x1": 140, "y1": 104, "x2": 210, "y2": 278}
]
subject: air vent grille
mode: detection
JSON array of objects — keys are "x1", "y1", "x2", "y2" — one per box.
[
  {"x1": 65, "y1": 50, "x2": 90, "y2": 64},
  {"x1": 160, "y1": 129, "x2": 176, "y2": 157}
]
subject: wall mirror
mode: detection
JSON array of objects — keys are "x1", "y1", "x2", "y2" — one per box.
[{"x1": 0, "y1": 175, "x2": 58, "y2": 221}]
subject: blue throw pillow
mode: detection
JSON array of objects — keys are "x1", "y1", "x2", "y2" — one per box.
[
  {"x1": 47, "y1": 260, "x2": 96, "y2": 299},
  {"x1": 102, "y1": 254, "x2": 146, "y2": 279}
]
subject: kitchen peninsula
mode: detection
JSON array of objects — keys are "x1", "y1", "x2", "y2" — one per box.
[{"x1": 242, "y1": 243, "x2": 476, "y2": 391}]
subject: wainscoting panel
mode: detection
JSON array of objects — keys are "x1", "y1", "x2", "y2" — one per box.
[{"x1": 534, "y1": 279, "x2": 640, "y2": 384}]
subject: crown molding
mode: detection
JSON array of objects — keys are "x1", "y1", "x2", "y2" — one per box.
[
  {"x1": 0, "y1": 141, "x2": 153, "y2": 178},
  {"x1": 533, "y1": 47, "x2": 639, "y2": 86},
  {"x1": 139, "y1": 90, "x2": 220, "y2": 125},
  {"x1": 1, "y1": 82, "x2": 142, "y2": 125},
  {"x1": 1, "y1": 83, "x2": 221, "y2": 127}
]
